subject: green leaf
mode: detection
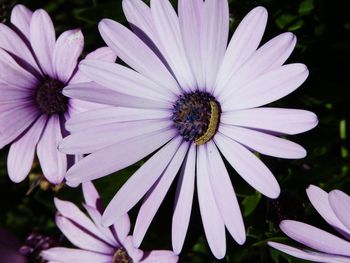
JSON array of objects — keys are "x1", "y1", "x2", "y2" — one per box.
[
  {"x1": 242, "y1": 192, "x2": 261, "y2": 217},
  {"x1": 298, "y1": 0, "x2": 314, "y2": 16}
]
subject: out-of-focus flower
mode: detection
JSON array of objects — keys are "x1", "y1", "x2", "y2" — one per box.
[
  {"x1": 41, "y1": 182, "x2": 178, "y2": 263},
  {"x1": 0, "y1": 4, "x2": 116, "y2": 184},
  {"x1": 269, "y1": 185, "x2": 350, "y2": 262},
  {"x1": 60, "y1": 0, "x2": 317, "y2": 258}
]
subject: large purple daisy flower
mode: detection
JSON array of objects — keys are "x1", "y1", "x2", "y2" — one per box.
[
  {"x1": 60, "y1": 0, "x2": 318, "y2": 258},
  {"x1": 0, "y1": 5, "x2": 116, "y2": 184},
  {"x1": 41, "y1": 182, "x2": 178, "y2": 263},
  {"x1": 269, "y1": 185, "x2": 350, "y2": 262}
]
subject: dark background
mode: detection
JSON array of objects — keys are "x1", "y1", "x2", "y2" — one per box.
[{"x1": 0, "y1": 0, "x2": 350, "y2": 262}]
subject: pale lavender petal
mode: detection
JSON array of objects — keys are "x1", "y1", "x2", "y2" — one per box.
[
  {"x1": 10, "y1": 4, "x2": 33, "y2": 39},
  {"x1": 329, "y1": 190, "x2": 350, "y2": 232},
  {"x1": 42, "y1": 247, "x2": 113, "y2": 263},
  {"x1": 102, "y1": 136, "x2": 182, "y2": 226},
  {"x1": 217, "y1": 32, "x2": 297, "y2": 99},
  {"x1": 0, "y1": 85, "x2": 30, "y2": 102},
  {"x1": 0, "y1": 23, "x2": 41, "y2": 74},
  {"x1": 98, "y1": 19, "x2": 180, "y2": 95},
  {"x1": 280, "y1": 220, "x2": 350, "y2": 257},
  {"x1": 141, "y1": 250, "x2": 179, "y2": 263},
  {"x1": 178, "y1": 0, "x2": 204, "y2": 88},
  {"x1": 64, "y1": 82, "x2": 169, "y2": 109},
  {"x1": 80, "y1": 59, "x2": 175, "y2": 102},
  {"x1": 55, "y1": 215, "x2": 114, "y2": 254},
  {"x1": 220, "y1": 108, "x2": 318, "y2": 135},
  {"x1": 7, "y1": 115, "x2": 46, "y2": 183},
  {"x1": 54, "y1": 198, "x2": 112, "y2": 245},
  {"x1": 53, "y1": 29, "x2": 84, "y2": 83},
  {"x1": 221, "y1": 63, "x2": 309, "y2": 111},
  {"x1": 214, "y1": 133, "x2": 280, "y2": 198},
  {"x1": 215, "y1": 7, "x2": 267, "y2": 94},
  {"x1": 197, "y1": 145, "x2": 226, "y2": 259},
  {"x1": 82, "y1": 181, "x2": 101, "y2": 209},
  {"x1": 30, "y1": 9, "x2": 56, "y2": 77},
  {"x1": 268, "y1": 242, "x2": 350, "y2": 263},
  {"x1": 151, "y1": 0, "x2": 196, "y2": 92},
  {"x1": 206, "y1": 141, "x2": 246, "y2": 245},
  {"x1": 133, "y1": 141, "x2": 189, "y2": 247},
  {"x1": 201, "y1": 0, "x2": 229, "y2": 93},
  {"x1": 306, "y1": 185, "x2": 350, "y2": 238},
  {"x1": 37, "y1": 115, "x2": 67, "y2": 184},
  {"x1": 219, "y1": 125, "x2": 307, "y2": 159},
  {"x1": 123, "y1": 236, "x2": 144, "y2": 262},
  {"x1": 113, "y1": 214, "x2": 131, "y2": 243},
  {"x1": 65, "y1": 129, "x2": 177, "y2": 186},
  {"x1": 60, "y1": 119, "x2": 172, "y2": 154},
  {"x1": 65, "y1": 107, "x2": 172, "y2": 133},
  {"x1": 172, "y1": 144, "x2": 196, "y2": 254},
  {"x1": 0, "y1": 48, "x2": 39, "y2": 89}
]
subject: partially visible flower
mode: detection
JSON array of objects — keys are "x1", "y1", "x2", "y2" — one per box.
[
  {"x1": 41, "y1": 182, "x2": 178, "y2": 263},
  {"x1": 0, "y1": 4, "x2": 116, "y2": 184},
  {"x1": 60, "y1": 0, "x2": 317, "y2": 259},
  {"x1": 269, "y1": 185, "x2": 350, "y2": 262}
]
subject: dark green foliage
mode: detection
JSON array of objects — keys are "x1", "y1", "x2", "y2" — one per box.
[{"x1": 0, "y1": 0, "x2": 350, "y2": 262}]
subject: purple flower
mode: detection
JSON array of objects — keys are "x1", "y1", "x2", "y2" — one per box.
[
  {"x1": 269, "y1": 185, "x2": 350, "y2": 262},
  {"x1": 41, "y1": 182, "x2": 178, "y2": 263},
  {"x1": 0, "y1": 4, "x2": 116, "y2": 184},
  {"x1": 60, "y1": 0, "x2": 318, "y2": 258},
  {"x1": 0, "y1": 228, "x2": 27, "y2": 263}
]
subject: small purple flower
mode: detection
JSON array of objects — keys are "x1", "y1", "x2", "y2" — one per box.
[
  {"x1": 41, "y1": 182, "x2": 178, "y2": 263},
  {"x1": 0, "y1": 4, "x2": 116, "y2": 184},
  {"x1": 60, "y1": 0, "x2": 318, "y2": 258},
  {"x1": 269, "y1": 185, "x2": 350, "y2": 262}
]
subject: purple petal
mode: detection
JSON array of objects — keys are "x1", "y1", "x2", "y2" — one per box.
[
  {"x1": 220, "y1": 107, "x2": 318, "y2": 135},
  {"x1": 123, "y1": 236, "x2": 144, "y2": 262},
  {"x1": 7, "y1": 115, "x2": 46, "y2": 183},
  {"x1": 53, "y1": 29, "x2": 84, "y2": 83},
  {"x1": 172, "y1": 144, "x2": 196, "y2": 254},
  {"x1": 133, "y1": 141, "x2": 189, "y2": 247},
  {"x1": 37, "y1": 115, "x2": 67, "y2": 184},
  {"x1": 141, "y1": 250, "x2": 179, "y2": 263},
  {"x1": 55, "y1": 215, "x2": 114, "y2": 254},
  {"x1": 10, "y1": 4, "x2": 33, "y2": 39},
  {"x1": 280, "y1": 220, "x2": 350, "y2": 257},
  {"x1": 151, "y1": 0, "x2": 196, "y2": 92},
  {"x1": 178, "y1": 0, "x2": 204, "y2": 88},
  {"x1": 0, "y1": 85, "x2": 30, "y2": 102},
  {"x1": 80, "y1": 59, "x2": 175, "y2": 102},
  {"x1": 206, "y1": 141, "x2": 246, "y2": 245},
  {"x1": 214, "y1": 133, "x2": 280, "y2": 198},
  {"x1": 196, "y1": 146, "x2": 226, "y2": 259},
  {"x1": 65, "y1": 106, "x2": 172, "y2": 133},
  {"x1": 41, "y1": 247, "x2": 113, "y2": 262},
  {"x1": 98, "y1": 18, "x2": 180, "y2": 95},
  {"x1": 102, "y1": 136, "x2": 182, "y2": 226},
  {"x1": 217, "y1": 32, "x2": 297, "y2": 100},
  {"x1": 221, "y1": 63, "x2": 309, "y2": 111},
  {"x1": 0, "y1": 23, "x2": 41, "y2": 74},
  {"x1": 215, "y1": 7, "x2": 267, "y2": 94},
  {"x1": 219, "y1": 125, "x2": 307, "y2": 159},
  {"x1": 268, "y1": 242, "x2": 350, "y2": 263},
  {"x1": 113, "y1": 214, "x2": 131, "y2": 243},
  {"x1": 65, "y1": 129, "x2": 177, "y2": 186},
  {"x1": 82, "y1": 181, "x2": 101, "y2": 209},
  {"x1": 201, "y1": 0, "x2": 229, "y2": 93},
  {"x1": 307, "y1": 185, "x2": 350, "y2": 238},
  {"x1": 30, "y1": 9, "x2": 56, "y2": 77},
  {"x1": 329, "y1": 190, "x2": 350, "y2": 233}
]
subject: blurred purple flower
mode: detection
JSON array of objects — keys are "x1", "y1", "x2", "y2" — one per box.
[
  {"x1": 41, "y1": 182, "x2": 178, "y2": 263},
  {"x1": 269, "y1": 185, "x2": 350, "y2": 262},
  {"x1": 0, "y1": 4, "x2": 116, "y2": 184},
  {"x1": 60, "y1": 0, "x2": 318, "y2": 258},
  {"x1": 0, "y1": 227, "x2": 27, "y2": 263}
]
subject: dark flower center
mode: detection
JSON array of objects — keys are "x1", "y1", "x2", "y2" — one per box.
[
  {"x1": 35, "y1": 79, "x2": 68, "y2": 115},
  {"x1": 172, "y1": 91, "x2": 221, "y2": 145},
  {"x1": 113, "y1": 248, "x2": 133, "y2": 263}
]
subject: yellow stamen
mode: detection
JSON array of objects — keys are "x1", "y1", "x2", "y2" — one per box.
[{"x1": 195, "y1": 101, "x2": 220, "y2": 145}]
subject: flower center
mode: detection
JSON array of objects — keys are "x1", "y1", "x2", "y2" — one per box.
[
  {"x1": 172, "y1": 91, "x2": 221, "y2": 145},
  {"x1": 35, "y1": 79, "x2": 68, "y2": 115},
  {"x1": 113, "y1": 248, "x2": 133, "y2": 263}
]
